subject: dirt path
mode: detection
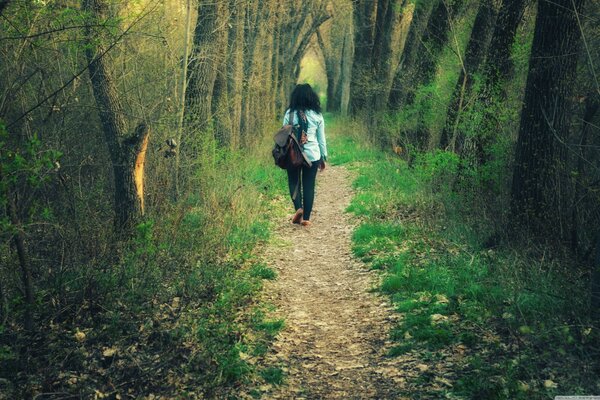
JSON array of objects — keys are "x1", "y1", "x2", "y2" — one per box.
[{"x1": 258, "y1": 166, "x2": 407, "y2": 399}]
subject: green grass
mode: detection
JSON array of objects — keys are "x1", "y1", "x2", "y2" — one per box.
[
  {"x1": 260, "y1": 366, "x2": 285, "y2": 385},
  {"x1": 0, "y1": 129, "x2": 292, "y2": 398},
  {"x1": 249, "y1": 263, "x2": 277, "y2": 280},
  {"x1": 328, "y1": 113, "x2": 600, "y2": 399}
]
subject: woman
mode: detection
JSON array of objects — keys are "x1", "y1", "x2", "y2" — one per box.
[{"x1": 283, "y1": 83, "x2": 327, "y2": 227}]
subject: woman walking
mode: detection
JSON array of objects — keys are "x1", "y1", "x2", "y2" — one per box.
[{"x1": 283, "y1": 84, "x2": 327, "y2": 227}]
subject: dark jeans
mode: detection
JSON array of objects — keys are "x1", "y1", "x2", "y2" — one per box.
[{"x1": 287, "y1": 161, "x2": 320, "y2": 220}]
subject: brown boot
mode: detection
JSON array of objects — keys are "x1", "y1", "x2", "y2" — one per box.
[
  {"x1": 292, "y1": 208, "x2": 303, "y2": 224},
  {"x1": 300, "y1": 220, "x2": 311, "y2": 227}
]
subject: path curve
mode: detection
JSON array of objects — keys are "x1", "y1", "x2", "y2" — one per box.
[{"x1": 259, "y1": 165, "x2": 406, "y2": 399}]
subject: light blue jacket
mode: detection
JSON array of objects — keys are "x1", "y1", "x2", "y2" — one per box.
[{"x1": 283, "y1": 109, "x2": 327, "y2": 162}]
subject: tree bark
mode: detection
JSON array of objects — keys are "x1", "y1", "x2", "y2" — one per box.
[
  {"x1": 570, "y1": 96, "x2": 598, "y2": 252},
  {"x1": 407, "y1": 0, "x2": 460, "y2": 106},
  {"x1": 174, "y1": 0, "x2": 193, "y2": 199},
  {"x1": 372, "y1": 0, "x2": 411, "y2": 111},
  {"x1": 440, "y1": 0, "x2": 500, "y2": 152},
  {"x1": 338, "y1": 24, "x2": 354, "y2": 116},
  {"x1": 482, "y1": 0, "x2": 529, "y2": 92},
  {"x1": 83, "y1": 0, "x2": 150, "y2": 233},
  {"x1": 388, "y1": 0, "x2": 437, "y2": 109},
  {"x1": 227, "y1": 0, "x2": 245, "y2": 150},
  {"x1": 7, "y1": 191, "x2": 33, "y2": 331},
  {"x1": 350, "y1": 0, "x2": 379, "y2": 111},
  {"x1": 212, "y1": 7, "x2": 232, "y2": 148},
  {"x1": 317, "y1": 28, "x2": 342, "y2": 112},
  {"x1": 184, "y1": 0, "x2": 229, "y2": 132},
  {"x1": 510, "y1": 0, "x2": 585, "y2": 235}
]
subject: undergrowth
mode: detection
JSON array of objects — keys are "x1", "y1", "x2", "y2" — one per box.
[
  {"x1": 329, "y1": 116, "x2": 600, "y2": 399},
  {"x1": 0, "y1": 137, "x2": 286, "y2": 398}
]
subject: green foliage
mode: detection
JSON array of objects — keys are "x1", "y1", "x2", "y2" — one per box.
[
  {"x1": 0, "y1": 130, "x2": 286, "y2": 396},
  {"x1": 339, "y1": 119, "x2": 600, "y2": 398},
  {"x1": 250, "y1": 263, "x2": 277, "y2": 280},
  {"x1": 260, "y1": 366, "x2": 285, "y2": 385}
]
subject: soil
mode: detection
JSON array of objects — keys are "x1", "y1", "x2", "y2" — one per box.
[{"x1": 256, "y1": 165, "x2": 411, "y2": 399}]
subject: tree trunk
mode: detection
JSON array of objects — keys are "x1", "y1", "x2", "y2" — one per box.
[
  {"x1": 184, "y1": 0, "x2": 229, "y2": 132},
  {"x1": 407, "y1": 0, "x2": 462, "y2": 107},
  {"x1": 471, "y1": 0, "x2": 529, "y2": 165},
  {"x1": 174, "y1": 0, "x2": 193, "y2": 199},
  {"x1": 388, "y1": 0, "x2": 437, "y2": 109},
  {"x1": 7, "y1": 191, "x2": 33, "y2": 331},
  {"x1": 570, "y1": 96, "x2": 598, "y2": 252},
  {"x1": 482, "y1": 0, "x2": 529, "y2": 92},
  {"x1": 317, "y1": 29, "x2": 342, "y2": 112},
  {"x1": 510, "y1": 0, "x2": 585, "y2": 235},
  {"x1": 371, "y1": 0, "x2": 391, "y2": 72},
  {"x1": 228, "y1": 0, "x2": 245, "y2": 149},
  {"x1": 83, "y1": 0, "x2": 150, "y2": 233},
  {"x1": 212, "y1": 6, "x2": 232, "y2": 148},
  {"x1": 440, "y1": 0, "x2": 500, "y2": 152},
  {"x1": 350, "y1": 0, "x2": 379, "y2": 111},
  {"x1": 338, "y1": 24, "x2": 354, "y2": 116},
  {"x1": 240, "y1": 0, "x2": 265, "y2": 145},
  {"x1": 372, "y1": 0, "x2": 411, "y2": 111}
]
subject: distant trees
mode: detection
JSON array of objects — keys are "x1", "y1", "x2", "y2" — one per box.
[{"x1": 317, "y1": 0, "x2": 354, "y2": 114}]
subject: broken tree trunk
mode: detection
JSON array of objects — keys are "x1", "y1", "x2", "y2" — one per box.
[{"x1": 83, "y1": 0, "x2": 150, "y2": 234}]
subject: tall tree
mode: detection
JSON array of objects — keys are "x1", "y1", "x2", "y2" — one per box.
[
  {"x1": 481, "y1": 0, "x2": 529, "y2": 92},
  {"x1": 227, "y1": 0, "x2": 245, "y2": 149},
  {"x1": 372, "y1": 0, "x2": 412, "y2": 111},
  {"x1": 403, "y1": 0, "x2": 452, "y2": 107},
  {"x1": 83, "y1": 0, "x2": 150, "y2": 233},
  {"x1": 388, "y1": 0, "x2": 438, "y2": 109},
  {"x1": 350, "y1": 0, "x2": 379, "y2": 111},
  {"x1": 511, "y1": 0, "x2": 586, "y2": 234},
  {"x1": 184, "y1": 0, "x2": 229, "y2": 132},
  {"x1": 317, "y1": 1, "x2": 354, "y2": 113},
  {"x1": 439, "y1": 0, "x2": 500, "y2": 152}
]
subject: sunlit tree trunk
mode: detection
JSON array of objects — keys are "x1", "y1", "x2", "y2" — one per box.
[{"x1": 212, "y1": 2, "x2": 232, "y2": 147}]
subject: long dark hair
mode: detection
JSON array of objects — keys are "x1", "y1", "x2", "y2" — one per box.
[{"x1": 288, "y1": 83, "x2": 322, "y2": 114}]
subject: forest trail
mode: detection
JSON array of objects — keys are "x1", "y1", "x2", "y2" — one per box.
[{"x1": 256, "y1": 166, "x2": 408, "y2": 399}]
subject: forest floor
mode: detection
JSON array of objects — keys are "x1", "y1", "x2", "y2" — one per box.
[{"x1": 246, "y1": 166, "x2": 414, "y2": 399}]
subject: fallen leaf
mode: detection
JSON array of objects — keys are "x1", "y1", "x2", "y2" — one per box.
[
  {"x1": 430, "y1": 314, "x2": 448, "y2": 324},
  {"x1": 74, "y1": 330, "x2": 86, "y2": 342},
  {"x1": 102, "y1": 347, "x2": 117, "y2": 358},
  {"x1": 543, "y1": 379, "x2": 558, "y2": 389},
  {"x1": 416, "y1": 364, "x2": 429, "y2": 372}
]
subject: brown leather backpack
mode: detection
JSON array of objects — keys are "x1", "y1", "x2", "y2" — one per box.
[{"x1": 272, "y1": 111, "x2": 311, "y2": 170}]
